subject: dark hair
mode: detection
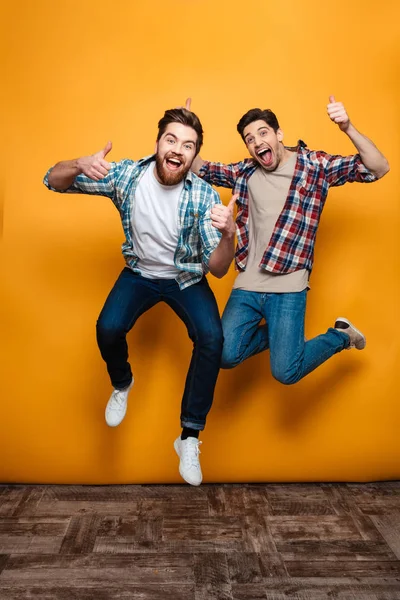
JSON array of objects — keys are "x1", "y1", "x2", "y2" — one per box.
[
  {"x1": 237, "y1": 108, "x2": 280, "y2": 141},
  {"x1": 157, "y1": 108, "x2": 203, "y2": 154}
]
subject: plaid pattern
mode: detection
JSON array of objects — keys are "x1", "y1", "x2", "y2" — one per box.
[
  {"x1": 199, "y1": 141, "x2": 377, "y2": 273},
  {"x1": 44, "y1": 155, "x2": 222, "y2": 289}
]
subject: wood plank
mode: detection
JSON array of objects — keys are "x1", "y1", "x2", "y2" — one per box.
[
  {"x1": 231, "y1": 582, "x2": 400, "y2": 600},
  {"x1": 322, "y1": 484, "x2": 387, "y2": 542},
  {"x1": 206, "y1": 486, "x2": 248, "y2": 517},
  {"x1": 162, "y1": 517, "x2": 242, "y2": 542},
  {"x1": 11, "y1": 488, "x2": 45, "y2": 518},
  {"x1": 30, "y1": 500, "x2": 142, "y2": 518},
  {"x1": 0, "y1": 584, "x2": 195, "y2": 599},
  {"x1": 276, "y1": 540, "x2": 397, "y2": 561},
  {"x1": 371, "y1": 513, "x2": 400, "y2": 559},
  {"x1": 347, "y1": 483, "x2": 400, "y2": 515},
  {"x1": 60, "y1": 515, "x2": 101, "y2": 554},
  {"x1": 93, "y1": 538, "x2": 239, "y2": 554},
  {"x1": 194, "y1": 553, "x2": 232, "y2": 600},
  {"x1": 285, "y1": 560, "x2": 400, "y2": 577},
  {"x1": 242, "y1": 516, "x2": 279, "y2": 554},
  {"x1": 0, "y1": 487, "x2": 28, "y2": 517},
  {"x1": 0, "y1": 554, "x2": 9, "y2": 575},
  {"x1": 1, "y1": 554, "x2": 194, "y2": 584},
  {"x1": 267, "y1": 515, "x2": 363, "y2": 542},
  {"x1": 227, "y1": 552, "x2": 287, "y2": 582},
  {"x1": 140, "y1": 496, "x2": 209, "y2": 518},
  {"x1": 0, "y1": 518, "x2": 69, "y2": 535}
]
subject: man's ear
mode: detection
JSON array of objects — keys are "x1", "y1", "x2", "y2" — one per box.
[
  {"x1": 154, "y1": 142, "x2": 158, "y2": 154},
  {"x1": 277, "y1": 128, "x2": 284, "y2": 142}
]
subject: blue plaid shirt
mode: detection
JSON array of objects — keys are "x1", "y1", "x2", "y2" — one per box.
[{"x1": 44, "y1": 155, "x2": 222, "y2": 289}]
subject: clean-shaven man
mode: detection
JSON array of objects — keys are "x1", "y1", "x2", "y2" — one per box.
[{"x1": 191, "y1": 96, "x2": 389, "y2": 383}]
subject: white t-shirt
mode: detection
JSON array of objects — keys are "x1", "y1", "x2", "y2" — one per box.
[{"x1": 131, "y1": 163, "x2": 183, "y2": 279}]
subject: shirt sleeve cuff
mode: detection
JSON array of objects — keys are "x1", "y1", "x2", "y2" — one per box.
[
  {"x1": 353, "y1": 154, "x2": 379, "y2": 182},
  {"x1": 201, "y1": 231, "x2": 223, "y2": 271},
  {"x1": 43, "y1": 167, "x2": 71, "y2": 192},
  {"x1": 198, "y1": 162, "x2": 210, "y2": 178}
]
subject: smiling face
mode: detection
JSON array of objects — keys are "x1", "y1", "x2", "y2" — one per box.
[
  {"x1": 155, "y1": 122, "x2": 198, "y2": 186},
  {"x1": 243, "y1": 120, "x2": 284, "y2": 171}
]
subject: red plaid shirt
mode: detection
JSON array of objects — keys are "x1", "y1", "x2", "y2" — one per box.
[{"x1": 199, "y1": 141, "x2": 377, "y2": 273}]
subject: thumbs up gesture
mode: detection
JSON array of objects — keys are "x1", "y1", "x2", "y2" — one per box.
[
  {"x1": 211, "y1": 193, "x2": 238, "y2": 236},
  {"x1": 327, "y1": 96, "x2": 350, "y2": 131},
  {"x1": 77, "y1": 141, "x2": 113, "y2": 181},
  {"x1": 176, "y1": 98, "x2": 192, "y2": 111}
]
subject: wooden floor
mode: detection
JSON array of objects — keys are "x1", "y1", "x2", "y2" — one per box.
[{"x1": 0, "y1": 483, "x2": 399, "y2": 599}]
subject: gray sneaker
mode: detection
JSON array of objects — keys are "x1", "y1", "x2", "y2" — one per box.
[{"x1": 334, "y1": 318, "x2": 366, "y2": 350}]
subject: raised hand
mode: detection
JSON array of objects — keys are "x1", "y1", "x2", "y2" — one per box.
[
  {"x1": 327, "y1": 96, "x2": 350, "y2": 132},
  {"x1": 77, "y1": 141, "x2": 112, "y2": 181},
  {"x1": 211, "y1": 193, "x2": 238, "y2": 236}
]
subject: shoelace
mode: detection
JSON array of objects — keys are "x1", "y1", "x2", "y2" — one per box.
[
  {"x1": 109, "y1": 389, "x2": 127, "y2": 410},
  {"x1": 182, "y1": 440, "x2": 202, "y2": 470}
]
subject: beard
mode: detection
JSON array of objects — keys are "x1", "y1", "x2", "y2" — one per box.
[{"x1": 155, "y1": 152, "x2": 190, "y2": 186}]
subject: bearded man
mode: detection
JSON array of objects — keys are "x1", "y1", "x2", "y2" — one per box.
[{"x1": 44, "y1": 107, "x2": 236, "y2": 486}]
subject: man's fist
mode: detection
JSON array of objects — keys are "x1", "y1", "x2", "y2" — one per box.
[
  {"x1": 211, "y1": 194, "x2": 238, "y2": 236},
  {"x1": 77, "y1": 141, "x2": 112, "y2": 181},
  {"x1": 327, "y1": 96, "x2": 350, "y2": 131}
]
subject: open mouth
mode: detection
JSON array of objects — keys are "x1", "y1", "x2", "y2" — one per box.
[
  {"x1": 165, "y1": 156, "x2": 183, "y2": 171},
  {"x1": 256, "y1": 147, "x2": 273, "y2": 167}
]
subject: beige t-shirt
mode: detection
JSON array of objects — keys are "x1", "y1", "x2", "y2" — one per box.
[{"x1": 234, "y1": 152, "x2": 309, "y2": 293}]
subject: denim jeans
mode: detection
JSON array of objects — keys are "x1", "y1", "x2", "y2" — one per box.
[
  {"x1": 96, "y1": 268, "x2": 223, "y2": 430},
  {"x1": 221, "y1": 289, "x2": 349, "y2": 384}
]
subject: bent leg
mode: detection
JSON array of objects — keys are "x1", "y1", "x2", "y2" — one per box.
[
  {"x1": 266, "y1": 291, "x2": 349, "y2": 385},
  {"x1": 221, "y1": 289, "x2": 269, "y2": 369},
  {"x1": 96, "y1": 269, "x2": 160, "y2": 389}
]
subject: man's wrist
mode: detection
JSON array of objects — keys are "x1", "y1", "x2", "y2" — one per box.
[
  {"x1": 341, "y1": 121, "x2": 353, "y2": 135},
  {"x1": 221, "y1": 229, "x2": 235, "y2": 241},
  {"x1": 75, "y1": 157, "x2": 86, "y2": 174}
]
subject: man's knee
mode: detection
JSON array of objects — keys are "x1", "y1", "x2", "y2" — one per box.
[
  {"x1": 271, "y1": 364, "x2": 300, "y2": 385},
  {"x1": 195, "y1": 326, "x2": 224, "y2": 355},
  {"x1": 96, "y1": 319, "x2": 125, "y2": 348},
  {"x1": 220, "y1": 342, "x2": 241, "y2": 370}
]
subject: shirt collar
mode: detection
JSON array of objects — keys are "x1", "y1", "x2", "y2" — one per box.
[{"x1": 285, "y1": 139, "x2": 307, "y2": 152}]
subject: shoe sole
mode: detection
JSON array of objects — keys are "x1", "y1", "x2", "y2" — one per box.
[
  {"x1": 335, "y1": 317, "x2": 366, "y2": 350},
  {"x1": 105, "y1": 409, "x2": 127, "y2": 427},
  {"x1": 174, "y1": 439, "x2": 202, "y2": 487}
]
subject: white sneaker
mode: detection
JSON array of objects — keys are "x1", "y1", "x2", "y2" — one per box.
[
  {"x1": 105, "y1": 379, "x2": 134, "y2": 427},
  {"x1": 334, "y1": 317, "x2": 366, "y2": 350},
  {"x1": 174, "y1": 436, "x2": 203, "y2": 486}
]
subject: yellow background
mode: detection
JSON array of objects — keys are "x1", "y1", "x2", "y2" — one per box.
[{"x1": 1, "y1": 0, "x2": 399, "y2": 483}]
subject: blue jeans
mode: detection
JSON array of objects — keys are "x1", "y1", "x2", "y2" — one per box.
[
  {"x1": 96, "y1": 268, "x2": 223, "y2": 430},
  {"x1": 221, "y1": 289, "x2": 350, "y2": 384}
]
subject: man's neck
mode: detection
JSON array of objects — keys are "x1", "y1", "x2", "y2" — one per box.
[{"x1": 279, "y1": 147, "x2": 296, "y2": 167}]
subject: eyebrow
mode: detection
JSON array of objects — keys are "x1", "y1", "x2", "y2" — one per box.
[
  {"x1": 244, "y1": 126, "x2": 270, "y2": 141},
  {"x1": 164, "y1": 133, "x2": 196, "y2": 145}
]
